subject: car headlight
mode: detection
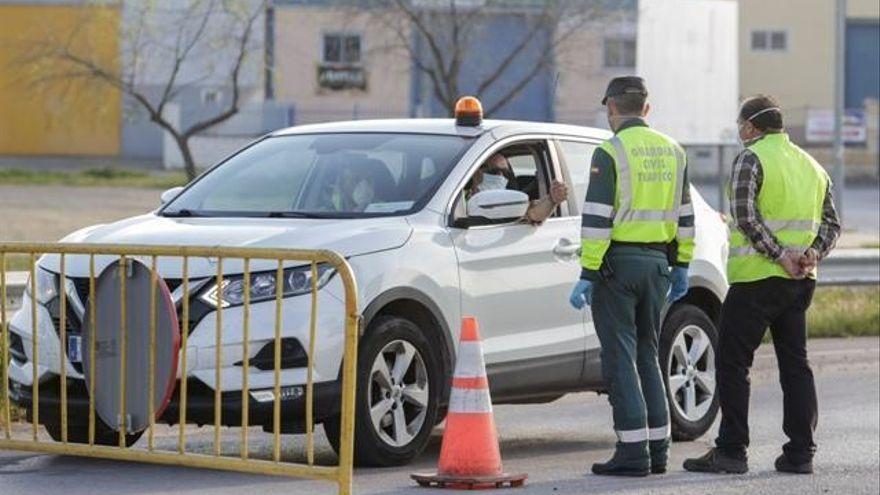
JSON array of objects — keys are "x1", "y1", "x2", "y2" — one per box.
[
  {"x1": 24, "y1": 267, "x2": 59, "y2": 305},
  {"x1": 199, "y1": 264, "x2": 336, "y2": 308}
]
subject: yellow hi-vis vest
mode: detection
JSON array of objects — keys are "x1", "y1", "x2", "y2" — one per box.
[
  {"x1": 727, "y1": 133, "x2": 828, "y2": 284},
  {"x1": 600, "y1": 127, "x2": 688, "y2": 243}
]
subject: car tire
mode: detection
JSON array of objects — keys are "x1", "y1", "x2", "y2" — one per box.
[
  {"x1": 660, "y1": 303, "x2": 720, "y2": 441},
  {"x1": 324, "y1": 315, "x2": 442, "y2": 467},
  {"x1": 44, "y1": 417, "x2": 143, "y2": 447}
]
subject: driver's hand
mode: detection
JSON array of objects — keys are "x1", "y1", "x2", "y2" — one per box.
[{"x1": 549, "y1": 181, "x2": 568, "y2": 205}]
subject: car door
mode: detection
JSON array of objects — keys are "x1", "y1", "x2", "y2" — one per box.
[
  {"x1": 447, "y1": 138, "x2": 586, "y2": 399},
  {"x1": 554, "y1": 138, "x2": 605, "y2": 386}
]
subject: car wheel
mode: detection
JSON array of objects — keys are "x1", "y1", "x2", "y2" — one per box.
[
  {"x1": 325, "y1": 315, "x2": 442, "y2": 466},
  {"x1": 44, "y1": 417, "x2": 143, "y2": 447},
  {"x1": 660, "y1": 303, "x2": 720, "y2": 441}
]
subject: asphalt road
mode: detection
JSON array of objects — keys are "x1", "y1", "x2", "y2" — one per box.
[{"x1": 0, "y1": 338, "x2": 877, "y2": 495}]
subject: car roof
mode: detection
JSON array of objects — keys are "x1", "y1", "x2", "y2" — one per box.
[{"x1": 271, "y1": 118, "x2": 611, "y2": 141}]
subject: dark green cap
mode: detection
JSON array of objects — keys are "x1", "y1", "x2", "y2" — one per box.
[{"x1": 602, "y1": 76, "x2": 648, "y2": 105}]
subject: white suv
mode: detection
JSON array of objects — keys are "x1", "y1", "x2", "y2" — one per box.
[{"x1": 7, "y1": 117, "x2": 728, "y2": 466}]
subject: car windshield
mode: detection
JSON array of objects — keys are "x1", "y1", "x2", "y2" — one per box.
[{"x1": 161, "y1": 133, "x2": 473, "y2": 218}]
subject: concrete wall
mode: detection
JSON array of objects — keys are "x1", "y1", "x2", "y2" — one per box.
[
  {"x1": 0, "y1": 3, "x2": 121, "y2": 156},
  {"x1": 554, "y1": 12, "x2": 637, "y2": 128},
  {"x1": 273, "y1": 6, "x2": 411, "y2": 124},
  {"x1": 738, "y1": 0, "x2": 835, "y2": 115},
  {"x1": 638, "y1": 0, "x2": 739, "y2": 144}
]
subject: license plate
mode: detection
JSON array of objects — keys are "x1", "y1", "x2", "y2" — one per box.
[{"x1": 68, "y1": 335, "x2": 82, "y2": 363}]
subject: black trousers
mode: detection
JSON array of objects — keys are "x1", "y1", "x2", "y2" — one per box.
[{"x1": 715, "y1": 277, "x2": 818, "y2": 463}]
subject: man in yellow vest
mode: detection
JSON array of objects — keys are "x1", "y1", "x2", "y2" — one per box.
[
  {"x1": 569, "y1": 76, "x2": 694, "y2": 476},
  {"x1": 684, "y1": 95, "x2": 840, "y2": 475}
]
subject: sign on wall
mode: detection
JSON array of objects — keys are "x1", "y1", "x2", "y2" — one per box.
[
  {"x1": 806, "y1": 109, "x2": 867, "y2": 144},
  {"x1": 318, "y1": 66, "x2": 367, "y2": 90}
]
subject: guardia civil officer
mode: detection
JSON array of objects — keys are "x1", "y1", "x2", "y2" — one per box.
[
  {"x1": 569, "y1": 76, "x2": 694, "y2": 477},
  {"x1": 684, "y1": 95, "x2": 840, "y2": 475}
]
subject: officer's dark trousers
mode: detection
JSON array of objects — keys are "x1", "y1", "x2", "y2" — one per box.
[
  {"x1": 592, "y1": 246, "x2": 671, "y2": 465},
  {"x1": 715, "y1": 277, "x2": 818, "y2": 464}
]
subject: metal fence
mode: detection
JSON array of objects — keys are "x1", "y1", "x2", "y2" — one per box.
[{"x1": 0, "y1": 242, "x2": 359, "y2": 495}]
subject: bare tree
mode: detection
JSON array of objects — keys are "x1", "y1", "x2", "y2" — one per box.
[
  {"x1": 362, "y1": 0, "x2": 607, "y2": 117},
  {"x1": 11, "y1": 0, "x2": 265, "y2": 180}
]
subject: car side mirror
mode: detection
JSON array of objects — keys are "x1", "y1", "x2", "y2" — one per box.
[
  {"x1": 466, "y1": 189, "x2": 530, "y2": 222},
  {"x1": 160, "y1": 186, "x2": 184, "y2": 205}
]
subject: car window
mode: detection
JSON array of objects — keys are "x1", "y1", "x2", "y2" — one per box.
[
  {"x1": 162, "y1": 133, "x2": 473, "y2": 218},
  {"x1": 557, "y1": 141, "x2": 598, "y2": 214},
  {"x1": 455, "y1": 141, "x2": 555, "y2": 225}
]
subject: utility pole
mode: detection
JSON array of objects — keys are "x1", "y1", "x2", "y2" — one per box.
[{"x1": 833, "y1": 0, "x2": 846, "y2": 220}]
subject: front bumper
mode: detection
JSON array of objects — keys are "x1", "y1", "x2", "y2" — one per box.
[{"x1": 7, "y1": 275, "x2": 349, "y2": 414}]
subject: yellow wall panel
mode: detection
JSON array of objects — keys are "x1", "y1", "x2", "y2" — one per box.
[{"x1": 0, "y1": 4, "x2": 121, "y2": 156}]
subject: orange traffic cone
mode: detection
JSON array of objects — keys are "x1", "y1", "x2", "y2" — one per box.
[{"x1": 411, "y1": 317, "x2": 526, "y2": 489}]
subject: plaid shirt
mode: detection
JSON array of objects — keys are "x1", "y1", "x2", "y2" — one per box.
[{"x1": 729, "y1": 142, "x2": 841, "y2": 261}]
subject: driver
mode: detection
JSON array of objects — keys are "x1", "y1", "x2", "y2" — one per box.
[
  {"x1": 467, "y1": 153, "x2": 568, "y2": 224},
  {"x1": 325, "y1": 167, "x2": 377, "y2": 213}
]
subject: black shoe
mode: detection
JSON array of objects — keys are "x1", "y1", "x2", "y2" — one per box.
[
  {"x1": 591, "y1": 457, "x2": 650, "y2": 477},
  {"x1": 683, "y1": 448, "x2": 748, "y2": 474},
  {"x1": 775, "y1": 454, "x2": 813, "y2": 474},
  {"x1": 651, "y1": 464, "x2": 667, "y2": 474}
]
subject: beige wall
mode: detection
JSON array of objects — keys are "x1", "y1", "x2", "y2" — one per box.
[
  {"x1": 848, "y1": 0, "x2": 880, "y2": 19},
  {"x1": 739, "y1": 0, "x2": 835, "y2": 117},
  {"x1": 555, "y1": 14, "x2": 636, "y2": 128},
  {"x1": 274, "y1": 7, "x2": 411, "y2": 124}
]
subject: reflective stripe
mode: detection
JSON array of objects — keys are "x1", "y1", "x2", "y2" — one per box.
[
  {"x1": 764, "y1": 219, "x2": 820, "y2": 231},
  {"x1": 649, "y1": 425, "x2": 670, "y2": 441},
  {"x1": 730, "y1": 244, "x2": 810, "y2": 257},
  {"x1": 676, "y1": 226, "x2": 695, "y2": 239},
  {"x1": 582, "y1": 201, "x2": 614, "y2": 218},
  {"x1": 454, "y1": 341, "x2": 487, "y2": 378},
  {"x1": 617, "y1": 209, "x2": 678, "y2": 223},
  {"x1": 616, "y1": 428, "x2": 648, "y2": 443},
  {"x1": 679, "y1": 202, "x2": 694, "y2": 217},
  {"x1": 610, "y1": 136, "x2": 632, "y2": 224},
  {"x1": 448, "y1": 387, "x2": 492, "y2": 414},
  {"x1": 581, "y1": 227, "x2": 612, "y2": 239}
]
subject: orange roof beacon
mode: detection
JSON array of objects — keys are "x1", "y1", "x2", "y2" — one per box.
[{"x1": 454, "y1": 96, "x2": 483, "y2": 127}]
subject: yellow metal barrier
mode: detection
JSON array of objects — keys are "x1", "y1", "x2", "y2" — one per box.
[{"x1": 0, "y1": 242, "x2": 359, "y2": 495}]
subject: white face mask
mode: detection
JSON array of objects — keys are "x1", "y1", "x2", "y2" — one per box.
[
  {"x1": 352, "y1": 180, "x2": 375, "y2": 208},
  {"x1": 479, "y1": 173, "x2": 508, "y2": 192}
]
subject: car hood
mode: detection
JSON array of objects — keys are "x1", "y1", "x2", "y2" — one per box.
[{"x1": 41, "y1": 214, "x2": 412, "y2": 278}]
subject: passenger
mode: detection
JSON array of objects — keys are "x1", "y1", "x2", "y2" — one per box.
[{"x1": 467, "y1": 153, "x2": 568, "y2": 224}]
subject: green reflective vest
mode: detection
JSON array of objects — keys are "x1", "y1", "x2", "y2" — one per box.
[
  {"x1": 599, "y1": 126, "x2": 688, "y2": 243},
  {"x1": 728, "y1": 133, "x2": 828, "y2": 284}
]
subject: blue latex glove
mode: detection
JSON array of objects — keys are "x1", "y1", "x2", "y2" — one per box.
[
  {"x1": 569, "y1": 280, "x2": 594, "y2": 309},
  {"x1": 668, "y1": 266, "x2": 689, "y2": 303}
]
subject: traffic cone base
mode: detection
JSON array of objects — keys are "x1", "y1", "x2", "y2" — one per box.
[
  {"x1": 411, "y1": 472, "x2": 528, "y2": 490},
  {"x1": 411, "y1": 317, "x2": 526, "y2": 489}
]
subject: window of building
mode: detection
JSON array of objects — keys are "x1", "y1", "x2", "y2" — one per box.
[
  {"x1": 603, "y1": 38, "x2": 636, "y2": 69},
  {"x1": 323, "y1": 33, "x2": 362, "y2": 65},
  {"x1": 751, "y1": 30, "x2": 787, "y2": 52}
]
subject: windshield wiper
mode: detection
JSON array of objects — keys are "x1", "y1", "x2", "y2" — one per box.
[
  {"x1": 162, "y1": 208, "x2": 200, "y2": 218},
  {"x1": 264, "y1": 211, "x2": 332, "y2": 219}
]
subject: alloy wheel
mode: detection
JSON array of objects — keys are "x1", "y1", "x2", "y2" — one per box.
[
  {"x1": 368, "y1": 339, "x2": 429, "y2": 447},
  {"x1": 666, "y1": 324, "x2": 716, "y2": 422}
]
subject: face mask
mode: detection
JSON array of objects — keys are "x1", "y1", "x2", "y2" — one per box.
[
  {"x1": 479, "y1": 173, "x2": 508, "y2": 192},
  {"x1": 352, "y1": 180, "x2": 374, "y2": 208}
]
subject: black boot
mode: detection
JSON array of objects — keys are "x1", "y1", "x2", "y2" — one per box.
[
  {"x1": 593, "y1": 449, "x2": 651, "y2": 477},
  {"x1": 649, "y1": 438, "x2": 669, "y2": 474},
  {"x1": 775, "y1": 454, "x2": 813, "y2": 474},
  {"x1": 683, "y1": 448, "x2": 748, "y2": 474}
]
